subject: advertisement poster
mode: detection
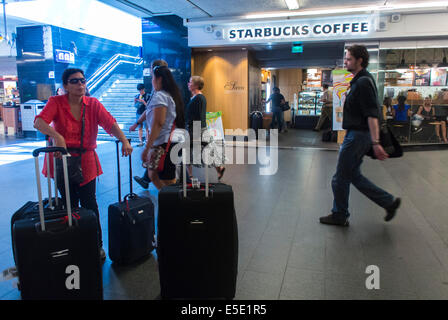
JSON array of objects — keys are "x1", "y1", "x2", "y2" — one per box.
[
  {"x1": 414, "y1": 68, "x2": 431, "y2": 86},
  {"x1": 430, "y1": 68, "x2": 447, "y2": 86},
  {"x1": 332, "y1": 70, "x2": 354, "y2": 131},
  {"x1": 206, "y1": 111, "x2": 225, "y2": 141}
]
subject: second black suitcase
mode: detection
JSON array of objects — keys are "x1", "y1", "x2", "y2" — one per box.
[
  {"x1": 158, "y1": 161, "x2": 238, "y2": 299},
  {"x1": 108, "y1": 140, "x2": 155, "y2": 265}
]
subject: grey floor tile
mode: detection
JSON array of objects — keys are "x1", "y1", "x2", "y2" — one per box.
[
  {"x1": 235, "y1": 270, "x2": 283, "y2": 300},
  {"x1": 280, "y1": 267, "x2": 325, "y2": 300}
]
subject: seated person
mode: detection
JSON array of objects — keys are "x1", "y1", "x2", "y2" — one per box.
[
  {"x1": 391, "y1": 95, "x2": 412, "y2": 122},
  {"x1": 390, "y1": 95, "x2": 412, "y2": 141},
  {"x1": 417, "y1": 96, "x2": 448, "y2": 143}
]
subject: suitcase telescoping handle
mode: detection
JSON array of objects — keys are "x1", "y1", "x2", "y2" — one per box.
[
  {"x1": 44, "y1": 136, "x2": 59, "y2": 209},
  {"x1": 33, "y1": 147, "x2": 73, "y2": 231},
  {"x1": 181, "y1": 147, "x2": 209, "y2": 199},
  {"x1": 115, "y1": 139, "x2": 135, "y2": 203}
]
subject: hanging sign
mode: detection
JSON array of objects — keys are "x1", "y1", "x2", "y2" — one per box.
[{"x1": 55, "y1": 49, "x2": 75, "y2": 64}]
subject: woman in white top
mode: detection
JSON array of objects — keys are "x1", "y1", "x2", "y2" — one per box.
[{"x1": 141, "y1": 65, "x2": 185, "y2": 189}]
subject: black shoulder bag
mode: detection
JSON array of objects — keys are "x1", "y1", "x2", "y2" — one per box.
[
  {"x1": 364, "y1": 77, "x2": 403, "y2": 159},
  {"x1": 281, "y1": 101, "x2": 291, "y2": 111},
  {"x1": 56, "y1": 104, "x2": 86, "y2": 185}
]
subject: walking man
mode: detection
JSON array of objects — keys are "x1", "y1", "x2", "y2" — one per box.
[{"x1": 319, "y1": 45, "x2": 401, "y2": 227}]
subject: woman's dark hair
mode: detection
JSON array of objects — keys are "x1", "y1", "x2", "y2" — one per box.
[
  {"x1": 153, "y1": 66, "x2": 185, "y2": 129},
  {"x1": 346, "y1": 45, "x2": 369, "y2": 68},
  {"x1": 137, "y1": 83, "x2": 145, "y2": 91},
  {"x1": 62, "y1": 68, "x2": 85, "y2": 85},
  {"x1": 383, "y1": 97, "x2": 392, "y2": 107},
  {"x1": 397, "y1": 95, "x2": 406, "y2": 112}
]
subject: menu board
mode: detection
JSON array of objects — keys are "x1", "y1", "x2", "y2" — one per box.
[
  {"x1": 430, "y1": 68, "x2": 447, "y2": 86},
  {"x1": 322, "y1": 70, "x2": 333, "y2": 86},
  {"x1": 396, "y1": 70, "x2": 415, "y2": 86},
  {"x1": 307, "y1": 69, "x2": 322, "y2": 87}
]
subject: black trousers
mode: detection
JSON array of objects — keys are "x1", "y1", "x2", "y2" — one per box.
[{"x1": 58, "y1": 178, "x2": 102, "y2": 247}]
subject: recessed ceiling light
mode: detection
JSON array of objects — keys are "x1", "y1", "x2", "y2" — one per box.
[
  {"x1": 284, "y1": 0, "x2": 299, "y2": 10},
  {"x1": 207, "y1": 49, "x2": 213, "y2": 51},
  {"x1": 246, "y1": 1, "x2": 448, "y2": 19}
]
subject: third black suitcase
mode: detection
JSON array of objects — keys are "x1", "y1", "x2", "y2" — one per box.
[
  {"x1": 108, "y1": 140, "x2": 155, "y2": 265},
  {"x1": 158, "y1": 159, "x2": 238, "y2": 299}
]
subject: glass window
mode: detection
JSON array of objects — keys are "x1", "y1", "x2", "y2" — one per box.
[{"x1": 378, "y1": 45, "x2": 448, "y2": 145}]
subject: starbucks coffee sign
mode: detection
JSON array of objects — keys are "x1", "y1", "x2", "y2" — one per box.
[{"x1": 229, "y1": 21, "x2": 369, "y2": 40}]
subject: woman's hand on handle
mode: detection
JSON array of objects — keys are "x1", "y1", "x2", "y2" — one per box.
[{"x1": 121, "y1": 139, "x2": 133, "y2": 157}]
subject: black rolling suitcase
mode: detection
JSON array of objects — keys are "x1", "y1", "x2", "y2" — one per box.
[
  {"x1": 12, "y1": 147, "x2": 103, "y2": 300},
  {"x1": 11, "y1": 144, "x2": 63, "y2": 265},
  {"x1": 108, "y1": 140, "x2": 155, "y2": 265},
  {"x1": 250, "y1": 111, "x2": 263, "y2": 139},
  {"x1": 157, "y1": 157, "x2": 238, "y2": 299}
]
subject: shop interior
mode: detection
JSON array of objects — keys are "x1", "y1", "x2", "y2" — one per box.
[
  {"x1": 249, "y1": 41, "x2": 345, "y2": 147},
  {"x1": 377, "y1": 46, "x2": 448, "y2": 145},
  {"x1": 191, "y1": 41, "x2": 448, "y2": 148}
]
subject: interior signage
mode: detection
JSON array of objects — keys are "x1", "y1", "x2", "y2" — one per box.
[
  {"x1": 228, "y1": 21, "x2": 370, "y2": 41},
  {"x1": 55, "y1": 49, "x2": 75, "y2": 64},
  {"x1": 224, "y1": 81, "x2": 245, "y2": 91}
]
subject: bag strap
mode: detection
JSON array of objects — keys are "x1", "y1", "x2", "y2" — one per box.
[
  {"x1": 79, "y1": 103, "x2": 86, "y2": 153},
  {"x1": 360, "y1": 75, "x2": 386, "y2": 124}
]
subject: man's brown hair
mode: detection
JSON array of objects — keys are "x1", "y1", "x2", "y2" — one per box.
[{"x1": 346, "y1": 45, "x2": 369, "y2": 69}]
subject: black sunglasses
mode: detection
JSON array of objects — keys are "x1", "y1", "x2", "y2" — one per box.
[{"x1": 68, "y1": 78, "x2": 86, "y2": 84}]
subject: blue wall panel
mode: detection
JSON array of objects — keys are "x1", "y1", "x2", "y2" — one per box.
[{"x1": 142, "y1": 15, "x2": 191, "y2": 106}]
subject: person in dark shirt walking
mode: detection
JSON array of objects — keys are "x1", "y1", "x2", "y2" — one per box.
[
  {"x1": 320, "y1": 45, "x2": 401, "y2": 227},
  {"x1": 134, "y1": 83, "x2": 150, "y2": 146},
  {"x1": 265, "y1": 87, "x2": 286, "y2": 132}
]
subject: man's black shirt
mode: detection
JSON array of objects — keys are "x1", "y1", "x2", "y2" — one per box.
[{"x1": 342, "y1": 68, "x2": 379, "y2": 131}]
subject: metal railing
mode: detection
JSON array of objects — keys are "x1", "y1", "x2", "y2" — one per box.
[{"x1": 86, "y1": 54, "x2": 143, "y2": 95}]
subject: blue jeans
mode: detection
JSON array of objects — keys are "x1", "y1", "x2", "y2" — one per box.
[
  {"x1": 331, "y1": 130, "x2": 394, "y2": 218},
  {"x1": 270, "y1": 108, "x2": 284, "y2": 130}
]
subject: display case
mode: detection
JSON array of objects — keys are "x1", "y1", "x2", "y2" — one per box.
[{"x1": 297, "y1": 90, "x2": 323, "y2": 115}]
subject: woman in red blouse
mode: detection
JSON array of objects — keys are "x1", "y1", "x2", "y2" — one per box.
[{"x1": 34, "y1": 68, "x2": 132, "y2": 260}]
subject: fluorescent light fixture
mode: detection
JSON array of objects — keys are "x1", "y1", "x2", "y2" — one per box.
[
  {"x1": 246, "y1": 1, "x2": 448, "y2": 19},
  {"x1": 284, "y1": 0, "x2": 299, "y2": 10}
]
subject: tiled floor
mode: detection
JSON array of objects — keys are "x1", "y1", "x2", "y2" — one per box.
[{"x1": 1, "y1": 131, "x2": 448, "y2": 300}]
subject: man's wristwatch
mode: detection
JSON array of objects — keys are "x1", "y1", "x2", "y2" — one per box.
[{"x1": 372, "y1": 140, "x2": 380, "y2": 145}]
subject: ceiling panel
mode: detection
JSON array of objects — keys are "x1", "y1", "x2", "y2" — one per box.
[{"x1": 99, "y1": 0, "x2": 445, "y2": 20}]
